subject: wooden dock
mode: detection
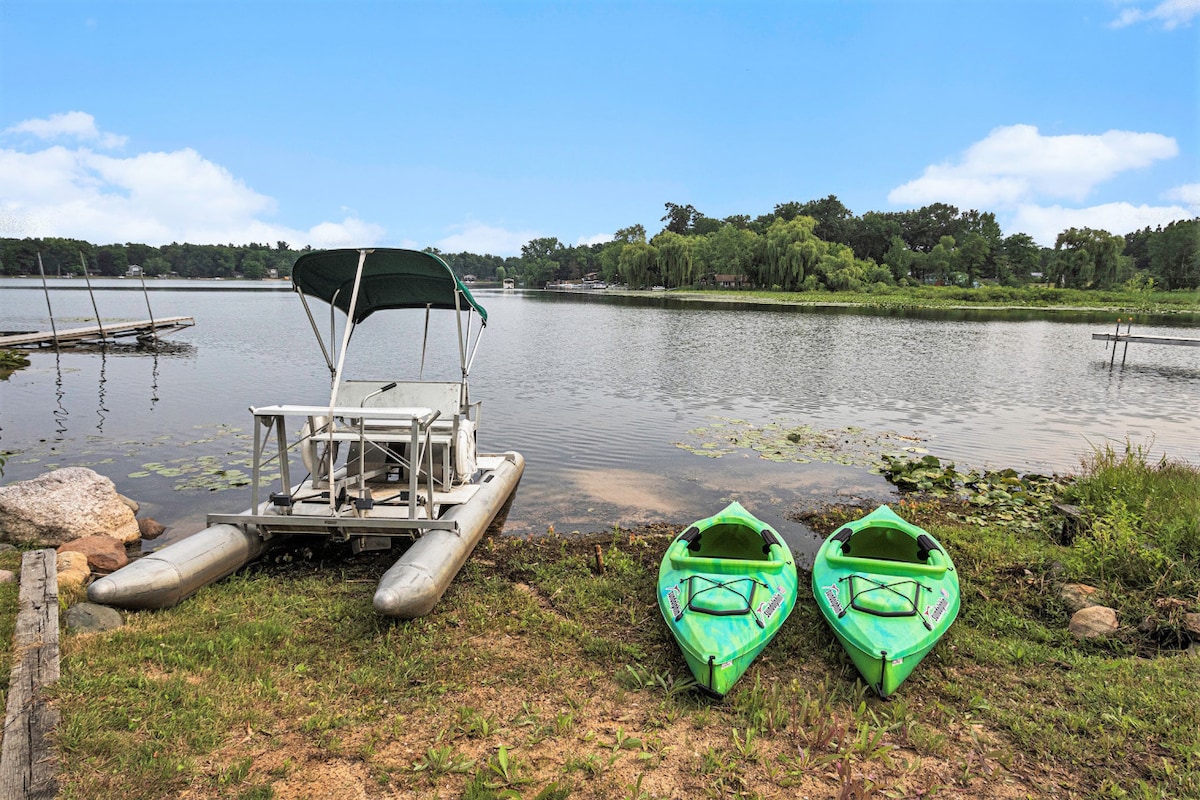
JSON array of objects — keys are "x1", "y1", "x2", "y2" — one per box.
[
  {"x1": 0, "y1": 316, "x2": 194, "y2": 348},
  {"x1": 1093, "y1": 327, "x2": 1200, "y2": 367},
  {"x1": 1091, "y1": 332, "x2": 1200, "y2": 348}
]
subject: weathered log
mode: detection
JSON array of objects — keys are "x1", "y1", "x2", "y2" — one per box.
[{"x1": 0, "y1": 550, "x2": 61, "y2": 800}]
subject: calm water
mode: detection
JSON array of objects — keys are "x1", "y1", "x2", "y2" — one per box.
[{"x1": 2, "y1": 280, "x2": 1198, "y2": 562}]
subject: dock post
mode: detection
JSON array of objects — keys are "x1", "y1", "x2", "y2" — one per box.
[
  {"x1": 1121, "y1": 319, "x2": 1132, "y2": 367},
  {"x1": 80, "y1": 252, "x2": 107, "y2": 343},
  {"x1": 1109, "y1": 318, "x2": 1119, "y2": 366},
  {"x1": 35, "y1": 254, "x2": 60, "y2": 351},
  {"x1": 137, "y1": 267, "x2": 159, "y2": 344}
]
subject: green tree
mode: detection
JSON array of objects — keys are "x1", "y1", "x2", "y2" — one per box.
[
  {"x1": 618, "y1": 242, "x2": 658, "y2": 289},
  {"x1": 653, "y1": 231, "x2": 697, "y2": 288},
  {"x1": 1148, "y1": 218, "x2": 1200, "y2": 290}
]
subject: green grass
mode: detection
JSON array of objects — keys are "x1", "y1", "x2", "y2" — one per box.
[
  {"x1": 674, "y1": 284, "x2": 1200, "y2": 316},
  {"x1": 23, "y1": 455, "x2": 1200, "y2": 798}
]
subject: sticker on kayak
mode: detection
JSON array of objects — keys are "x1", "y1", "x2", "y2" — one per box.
[
  {"x1": 756, "y1": 590, "x2": 786, "y2": 621},
  {"x1": 721, "y1": 660, "x2": 734, "y2": 669},
  {"x1": 891, "y1": 657, "x2": 904, "y2": 666},
  {"x1": 822, "y1": 584, "x2": 844, "y2": 616},
  {"x1": 665, "y1": 586, "x2": 684, "y2": 621},
  {"x1": 926, "y1": 589, "x2": 950, "y2": 623}
]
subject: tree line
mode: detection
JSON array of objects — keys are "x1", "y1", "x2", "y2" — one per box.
[{"x1": 1, "y1": 197, "x2": 1196, "y2": 292}]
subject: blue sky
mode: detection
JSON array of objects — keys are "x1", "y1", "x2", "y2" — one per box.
[{"x1": 1, "y1": 0, "x2": 1196, "y2": 256}]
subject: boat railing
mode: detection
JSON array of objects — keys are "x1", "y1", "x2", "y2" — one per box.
[{"x1": 245, "y1": 403, "x2": 442, "y2": 530}]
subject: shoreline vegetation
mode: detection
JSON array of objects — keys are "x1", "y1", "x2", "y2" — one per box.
[{"x1": 0, "y1": 444, "x2": 1195, "y2": 799}]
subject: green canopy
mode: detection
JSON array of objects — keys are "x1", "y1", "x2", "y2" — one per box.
[{"x1": 291, "y1": 248, "x2": 487, "y2": 324}]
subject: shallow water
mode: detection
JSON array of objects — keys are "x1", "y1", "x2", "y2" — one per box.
[{"x1": 2, "y1": 281, "x2": 1197, "y2": 562}]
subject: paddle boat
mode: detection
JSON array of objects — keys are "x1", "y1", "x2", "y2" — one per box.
[
  {"x1": 811, "y1": 505, "x2": 960, "y2": 697},
  {"x1": 657, "y1": 502, "x2": 798, "y2": 697},
  {"x1": 89, "y1": 248, "x2": 524, "y2": 619}
]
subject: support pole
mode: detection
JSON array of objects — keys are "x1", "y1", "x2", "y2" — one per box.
[
  {"x1": 80, "y1": 251, "x2": 107, "y2": 342},
  {"x1": 35, "y1": 254, "x2": 59, "y2": 350},
  {"x1": 136, "y1": 266, "x2": 158, "y2": 343}
]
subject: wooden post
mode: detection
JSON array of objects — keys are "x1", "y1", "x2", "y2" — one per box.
[{"x1": 0, "y1": 550, "x2": 61, "y2": 800}]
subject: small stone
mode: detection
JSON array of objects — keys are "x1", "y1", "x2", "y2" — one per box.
[
  {"x1": 1069, "y1": 605, "x2": 1118, "y2": 638},
  {"x1": 1182, "y1": 613, "x2": 1200, "y2": 637},
  {"x1": 138, "y1": 517, "x2": 166, "y2": 540},
  {"x1": 0, "y1": 569, "x2": 15, "y2": 584},
  {"x1": 64, "y1": 602, "x2": 124, "y2": 633},
  {"x1": 0, "y1": 543, "x2": 17, "y2": 554},
  {"x1": 1060, "y1": 583, "x2": 1101, "y2": 613},
  {"x1": 57, "y1": 535, "x2": 129, "y2": 574},
  {"x1": 57, "y1": 551, "x2": 91, "y2": 591}
]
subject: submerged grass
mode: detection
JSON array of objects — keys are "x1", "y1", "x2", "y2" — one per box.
[{"x1": 15, "y1": 449, "x2": 1199, "y2": 798}]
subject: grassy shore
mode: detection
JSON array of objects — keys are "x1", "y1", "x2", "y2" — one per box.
[
  {"x1": 0, "y1": 446, "x2": 1188, "y2": 800},
  {"x1": 670, "y1": 285, "x2": 1200, "y2": 317}
]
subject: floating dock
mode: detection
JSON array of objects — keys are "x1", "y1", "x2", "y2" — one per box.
[{"x1": 0, "y1": 317, "x2": 195, "y2": 348}]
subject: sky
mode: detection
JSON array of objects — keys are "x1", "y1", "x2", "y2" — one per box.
[{"x1": 0, "y1": 0, "x2": 1197, "y2": 257}]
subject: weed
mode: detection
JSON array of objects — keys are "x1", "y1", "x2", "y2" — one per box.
[{"x1": 413, "y1": 745, "x2": 474, "y2": 777}]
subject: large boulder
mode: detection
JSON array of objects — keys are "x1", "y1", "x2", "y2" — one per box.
[{"x1": 0, "y1": 467, "x2": 139, "y2": 546}]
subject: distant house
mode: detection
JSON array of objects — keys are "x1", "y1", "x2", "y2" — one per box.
[
  {"x1": 126, "y1": 265, "x2": 143, "y2": 277},
  {"x1": 712, "y1": 273, "x2": 747, "y2": 289}
]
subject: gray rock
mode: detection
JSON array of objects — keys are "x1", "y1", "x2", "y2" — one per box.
[
  {"x1": 1182, "y1": 612, "x2": 1200, "y2": 637},
  {"x1": 64, "y1": 602, "x2": 124, "y2": 633},
  {"x1": 0, "y1": 543, "x2": 17, "y2": 554},
  {"x1": 1069, "y1": 605, "x2": 1118, "y2": 638},
  {"x1": 117, "y1": 494, "x2": 140, "y2": 514},
  {"x1": 0, "y1": 467, "x2": 139, "y2": 546},
  {"x1": 1060, "y1": 583, "x2": 1102, "y2": 613}
]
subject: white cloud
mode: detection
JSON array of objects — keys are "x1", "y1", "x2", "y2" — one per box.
[
  {"x1": 888, "y1": 124, "x2": 1191, "y2": 244},
  {"x1": 576, "y1": 232, "x2": 613, "y2": 246},
  {"x1": 1111, "y1": 0, "x2": 1200, "y2": 29},
  {"x1": 0, "y1": 113, "x2": 385, "y2": 247},
  {"x1": 889, "y1": 124, "x2": 1177, "y2": 206},
  {"x1": 1165, "y1": 183, "x2": 1200, "y2": 208},
  {"x1": 435, "y1": 222, "x2": 540, "y2": 257},
  {"x1": 1010, "y1": 202, "x2": 1194, "y2": 245},
  {"x1": 4, "y1": 111, "x2": 127, "y2": 149}
]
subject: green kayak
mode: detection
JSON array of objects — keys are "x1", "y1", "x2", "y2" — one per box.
[
  {"x1": 658, "y1": 502, "x2": 798, "y2": 698},
  {"x1": 811, "y1": 505, "x2": 960, "y2": 697}
]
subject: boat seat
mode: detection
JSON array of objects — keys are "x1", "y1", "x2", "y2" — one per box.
[{"x1": 339, "y1": 380, "x2": 477, "y2": 487}]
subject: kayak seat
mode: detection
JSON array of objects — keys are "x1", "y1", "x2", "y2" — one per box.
[
  {"x1": 686, "y1": 575, "x2": 761, "y2": 616},
  {"x1": 843, "y1": 575, "x2": 932, "y2": 630}
]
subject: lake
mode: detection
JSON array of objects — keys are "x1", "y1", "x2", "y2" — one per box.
[{"x1": 2, "y1": 278, "x2": 1198, "y2": 562}]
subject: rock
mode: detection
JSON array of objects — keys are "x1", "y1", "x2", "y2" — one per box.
[
  {"x1": 1183, "y1": 613, "x2": 1200, "y2": 638},
  {"x1": 1069, "y1": 606, "x2": 1118, "y2": 638},
  {"x1": 57, "y1": 550, "x2": 92, "y2": 591},
  {"x1": 138, "y1": 517, "x2": 166, "y2": 540},
  {"x1": 57, "y1": 535, "x2": 129, "y2": 574},
  {"x1": 64, "y1": 602, "x2": 124, "y2": 633},
  {"x1": 1060, "y1": 583, "x2": 1101, "y2": 613},
  {"x1": 0, "y1": 467, "x2": 140, "y2": 546},
  {"x1": 0, "y1": 569, "x2": 15, "y2": 584},
  {"x1": 117, "y1": 494, "x2": 140, "y2": 514},
  {"x1": 0, "y1": 542, "x2": 17, "y2": 553}
]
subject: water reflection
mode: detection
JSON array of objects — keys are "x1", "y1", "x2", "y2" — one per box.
[
  {"x1": 53, "y1": 351, "x2": 68, "y2": 438},
  {"x1": 96, "y1": 347, "x2": 108, "y2": 432}
]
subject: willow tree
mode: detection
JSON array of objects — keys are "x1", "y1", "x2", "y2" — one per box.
[
  {"x1": 763, "y1": 216, "x2": 821, "y2": 290},
  {"x1": 653, "y1": 231, "x2": 696, "y2": 288},
  {"x1": 618, "y1": 241, "x2": 658, "y2": 289}
]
